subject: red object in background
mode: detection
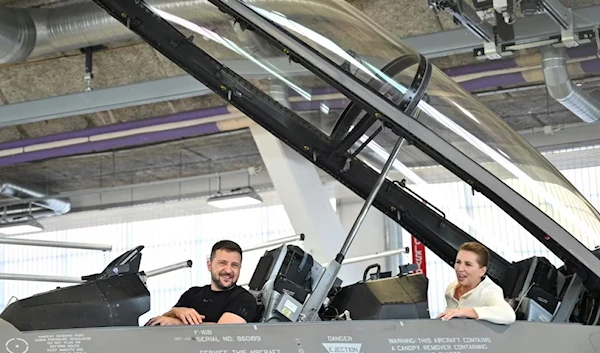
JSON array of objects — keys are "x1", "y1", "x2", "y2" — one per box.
[{"x1": 411, "y1": 237, "x2": 427, "y2": 276}]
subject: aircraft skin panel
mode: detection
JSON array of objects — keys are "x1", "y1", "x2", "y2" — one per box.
[
  {"x1": 88, "y1": 0, "x2": 600, "y2": 292},
  {"x1": 0, "y1": 317, "x2": 599, "y2": 353}
]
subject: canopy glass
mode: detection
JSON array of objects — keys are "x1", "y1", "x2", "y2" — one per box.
[
  {"x1": 231, "y1": 0, "x2": 600, "y2": 251},
  {"x1": 147, "y1": 0, "x2": 600, "y2": 258}
]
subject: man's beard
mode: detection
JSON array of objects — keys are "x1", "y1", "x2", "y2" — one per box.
[{"x1": 211, "y1": 271, "x2": 236, "y2": 290}]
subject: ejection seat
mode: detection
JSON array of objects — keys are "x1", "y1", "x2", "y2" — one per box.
[
  {"x1": 247, "y1": 244, "x2": 321, "y2": 322},
  {"x1": 246, "y1": 244, "x2": 431, "y2": 322}
]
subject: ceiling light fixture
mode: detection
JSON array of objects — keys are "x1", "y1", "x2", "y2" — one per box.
[
  {"x1": 0, "y1": 218, "x2": 44, "y2": 235},
  {"x1": 207, "y1": 186, "x2": 263, "y2": 209}
]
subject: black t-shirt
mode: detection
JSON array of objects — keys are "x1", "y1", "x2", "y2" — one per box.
[{"x1": 174, "y1": 285, "x2": 258, "y2": 323}]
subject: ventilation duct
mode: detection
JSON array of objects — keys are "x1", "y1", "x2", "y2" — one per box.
[
  {"x1": 0, "y1": 8, "x2": 36, "y2": 63},
  {"x1": 0, "y1": 0, "x2": 334, "y2": 64},
  {"x1": 0, "y1": 178, "x2": 71, "y2": 219},
  {"x1": 541, "y1": 45, "x2": 600, "y2": 123}
]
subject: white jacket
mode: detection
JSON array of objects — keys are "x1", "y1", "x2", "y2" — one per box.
[{"x1": 444, "y1": 276, "x2": 516, "y2": 325}]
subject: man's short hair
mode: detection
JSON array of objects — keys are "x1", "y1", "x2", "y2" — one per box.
[{"x1": 210, "y1": 240, "x2": 243, "y2": 260}]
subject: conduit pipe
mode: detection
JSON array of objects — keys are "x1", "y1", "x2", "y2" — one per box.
[
  {"x1": 0, "y1": 237, "x2": 111, "y2": 251},
  {"x1": 145, "y1": 260, "x2": 193, "y2": 278},
  {"x1": 541, "y1": 45, "x2": 600, "y2": 123}
]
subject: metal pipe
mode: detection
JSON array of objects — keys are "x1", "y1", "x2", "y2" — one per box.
[
  {"x1": 0, "y1": 259, "x2": 195, "y2": 284},
  {"x1": 541, "y1": 45, "x2": 600, "y2": 123},
  {"x1": 0, "y1": 273, "x2": 82, "y2": 284},
  {"x1": 0, "y1": 178, "x2": 71, "y2": 215},
  {"x1": 337, "y1": 136, "x2": 406, "y2": 261},
  {"x1": 322, "y1": 248, "x2": 409, "y2": 267},
  {"x1": 146, "y1": 260, "x2": 193, "y2": 278},
  {"x1": 243, "y1": 234, "x2": 304, "y2": 252},
  {"x1": 0, "y1": 237, "x2": 111, "y2": 251},
  {"x1": 0, "y1": 0, "x2": 351, "y2": 64}
]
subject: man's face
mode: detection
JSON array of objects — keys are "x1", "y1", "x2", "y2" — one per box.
[{"x1": 207, "y1": 249, "x2": 241, "y2": 290}]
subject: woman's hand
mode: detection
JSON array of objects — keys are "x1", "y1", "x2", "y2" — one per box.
[{"x1": 436, "y1": 308, "x2": 478, "y2": 321}]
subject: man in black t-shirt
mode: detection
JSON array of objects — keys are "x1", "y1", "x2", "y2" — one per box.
[{"x1": 145, "y1": 240, "x2": 258, "y2": 326}]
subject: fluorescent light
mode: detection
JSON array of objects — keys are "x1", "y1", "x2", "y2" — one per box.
[
  {"x1": 207, "y1": 187, "x2": 263, "y2": 209},
  {"x1": 0, "y1": 219, "x2": 44, "y2": 235}
]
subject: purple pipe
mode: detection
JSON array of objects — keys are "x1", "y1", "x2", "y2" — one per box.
[
  {"x1": 0, "y1": 89, "x2": 346, "y2": 152},
  {"x1": 0, "y1": 106, "x2": 230, "y2": 150},
  {"x1": 0, "y1": 123, "x2": 221, "y2": 167},
  {"x1": 460, "y1": 72, "x2": 526, "y2": 91},
  {"x1": 0, "y1": 96, "x2": 350, "y2": 167},
  {"x1": 581, "y1": 59, "x2": 600, "y2": 73}
]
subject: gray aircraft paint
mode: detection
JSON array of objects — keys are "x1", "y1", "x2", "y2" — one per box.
[{"x1": 1, "y1": 318, "x2": 599, "y2": 353}]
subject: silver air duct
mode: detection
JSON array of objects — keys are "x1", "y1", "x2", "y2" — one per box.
[
  {"x1": 1, "y1": 0, "x2": 225, "y2": 63},
  {"x1": 0, "y1": 179, "x2": 71, "y2": 216},
  {"x1": 0, "y1": 8, "x2": 36, "y2": 64},
  {"x1": 0, "y1": 0, "x2": 335, "y2": 64},
  {"x1": 541, "y1": 45, "x2": 600, "y2": 123}
]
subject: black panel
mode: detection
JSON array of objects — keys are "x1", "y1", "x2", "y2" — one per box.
[
  {"x1": 0, "y1": 273, "x2": 149, "y2": 331},
  {"x1": 248, "y1": 251, "x2": 276, "y2": 291},
  {"x1": 327, "y1": 274, "x2": 430, "y2": 320},
  {"x1": 528, "y1": 285, "x2": 560, "y2": 315},
  {"x1": 0, "y1": 246, "x2": 150, "y2": 331},
  {"x1": 503, "y1": 256, "x2": 558, "y2": 299}
]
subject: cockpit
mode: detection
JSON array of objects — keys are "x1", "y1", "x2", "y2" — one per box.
[{"x1": 0, "y1": 238, "x2": 594, "y2": 331}]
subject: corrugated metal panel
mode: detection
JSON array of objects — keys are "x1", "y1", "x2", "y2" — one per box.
[{"x1": 0, "y1": 204, "x2": 295, "y2": 325}]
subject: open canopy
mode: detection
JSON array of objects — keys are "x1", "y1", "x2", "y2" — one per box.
[{"x1": 91, "y1": 0, "x2": 600, "y2": 288}]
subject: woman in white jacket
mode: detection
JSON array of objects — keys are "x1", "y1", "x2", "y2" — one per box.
[{"x1": 437, "y1": 242, "x2": 516, "y2": 325}]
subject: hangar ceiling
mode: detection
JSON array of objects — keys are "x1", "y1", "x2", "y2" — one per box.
[{"x1": 0, "y1": 0, "x2": 599, "y2": 222}]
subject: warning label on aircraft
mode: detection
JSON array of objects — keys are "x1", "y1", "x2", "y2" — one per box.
[{"x1": 322, "y1": 343, "x2": 362, "y2": 353}]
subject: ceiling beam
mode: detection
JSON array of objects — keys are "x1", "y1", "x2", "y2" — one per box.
[
  {"x1": 0, "y1": 75, "x2": 213, "y2": 127},
  {"x1": 522, "y1": 121, "x2": 600, "y2": 151},
  {"x1": 0, "y1": 57, "x2": 320, "y2": 128}
]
